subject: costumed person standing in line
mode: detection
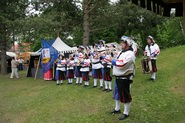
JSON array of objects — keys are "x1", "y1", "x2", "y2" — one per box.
[
  {"x1": 131, "y1": 38, "x2": 138, "y2": 76},
  {"x1": 66, "y1": 54, "x2": 75, "y2": 84},
  {"x1": 55, "y1": 54, "x2": 66, "y2": 85},
  {"x1": 18, "y1": 58, "x2": 24, "y2": 70},
  {"x1": 74, "y1": 46, "x2": 84, "y2": 85},
  {"x1": 98, "y1": 40, "x2": 105, "y2": 49},
  {"x1": 92, "y1": 48, "x2": 104, "y2": 88},
  {"x1": 101, "y1": 45, "x2": 112, "y2": 92},
  {"x1": 10, "y1": 57, "x2": 19, "y2": 79},
  {"x1": 108, "y1": 36, "x2": 135, "y2": 120},
  {"x1": 110, "y1": 43, "x2": 119, "y2": 60},
  {"x1": 98, "y1": 40, "x2": 106, "y2": 82},
  {"x1": 144, "y1": 36, "x2": 160, "y2": 81},
  {"x1": 90, "y1": 44, "x2": 98, "y2": 79},
  {"x1": 110, "y1": 43, "x2": 122, "y2": 116},
  {"x1": 80, "y1": 53, "x2": 91, "y2": 87}
]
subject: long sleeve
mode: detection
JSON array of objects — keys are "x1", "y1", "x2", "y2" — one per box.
[
  {"x1": 112, "y1": 51, "x2": 135, "y2": 76},
  {"x1": 154, "y1": 44, "x2": 160, "y2": 57},
  {"x1": 84, "y1": 59, "x2": 90, "y2": 66}
]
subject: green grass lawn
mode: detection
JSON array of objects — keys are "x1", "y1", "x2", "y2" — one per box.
[{"x1": 0, "y1": 46, "x2": 185, "y2": 123}]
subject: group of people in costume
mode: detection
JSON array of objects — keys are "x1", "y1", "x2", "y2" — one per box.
[
  {"x1": 54, "y1": 35, "x2": 160, "y2": 120},
  {"x1": 55, "y1": 40, "x2": 116, "y2": 92}
]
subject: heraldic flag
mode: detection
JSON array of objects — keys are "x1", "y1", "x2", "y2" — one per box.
[{"x1": 41, "y1": 39, "x2": 58, "y2": 73}]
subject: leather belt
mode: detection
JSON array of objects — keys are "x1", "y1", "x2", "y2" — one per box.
[
  {"x1": 115, "y1": 73, "x2": 133, "y2": 80},
  {"x1": 92, "y1": 61, "x2": 100, "y2": 64},
  {"x1": 57, "y1": 66, "x2": 65, "y2": 68}
]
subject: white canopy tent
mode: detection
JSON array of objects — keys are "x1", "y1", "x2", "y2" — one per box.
[
  {"x1": 6, "y1": 52, "x2": 17, "y2": 57},
  {"x1": 52, "y1": 37, "x2": 77, "y2": 53}
]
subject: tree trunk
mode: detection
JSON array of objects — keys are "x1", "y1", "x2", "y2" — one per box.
[
  {"x1": 0, "y1": 25, "x2": 7, "y2": 74},
  {"x1": 140, "y1": 30, "x2": 147, "y2": 49},
  {"x1": 1, "y1": 44, "x2": 7, "y2": 75},
  {"x1": 83, "y1": 0, "x2": 90, "y2": 46}
]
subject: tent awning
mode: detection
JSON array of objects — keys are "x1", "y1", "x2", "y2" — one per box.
[
  {"x1": 52, "y1": 37, "x2": 75, "y2": 52},
  {"x1": 6, "y1": 52, "x2": 17, "y2": 57},
  {"x1": 34, "y1": 37, "x2": 77, "y2": 55}
]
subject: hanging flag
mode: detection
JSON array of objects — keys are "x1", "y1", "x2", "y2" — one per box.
[{"x1": 41, "y1": 39, "x2": 58, "y2": 73}]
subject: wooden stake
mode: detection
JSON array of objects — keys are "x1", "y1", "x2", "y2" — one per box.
[
  {"x1": 26, "y1": 55, "x2": 31, "y2": 77},
  {"x1": 34, "y1": 55, "x2": 41, "y2": 80},
  {"x1": 53, "y1": 63, "x2": 55, "y2": 80}
]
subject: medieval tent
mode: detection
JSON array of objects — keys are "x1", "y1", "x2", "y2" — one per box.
[{"x1": 26, "y1": 37, "x2": 76, "y2": 80}]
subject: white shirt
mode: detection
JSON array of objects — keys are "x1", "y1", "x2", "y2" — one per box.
[
  {"x1": 18, "y1": 59, "x2": 24, "y2": 64},
  {"x1": 74, "y1": 52, "x2": 79, "y2": 65},
  {"x1": 111, "y1": 50, "x2": 119, "y2": 73},
  {"x1": 80, "y1": 59, "x2": 91, "y2": 72},
  {"x1": 98, "y1": 45, "x2": 104, "y2": 49},
  {"x1": 112, "y1": 50, "x2": 135, "y2": 76},
  {"x1": 92, "y1": 58, "x2": 102, "y2": 69},
  {"x1": 103, "y1": 54, "x2": 112, "y2": 68},
  {"x1": 132, "y1": 42, "x2": 138, "y2": 55},
  {"x1": 74, "y1": 52, "x2": 84, "y2": 66},
  {"x1": 145, "y1": 43, "x2": 160, "y2": 59},
  {"x1": 67, "y1": 60, "x2": 74, "y2": 70},
  {"x1": 56, "y1": 59, "x2": 66, "y2": 71},
  {"x1": 11, "y1": 59, "x2": 18, "y2": 68},
  {"x1": 111, "y1": 49, "x2": 119, "y2": 60}
]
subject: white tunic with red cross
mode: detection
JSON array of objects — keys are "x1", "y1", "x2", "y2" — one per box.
[
  {"x1": 56, "y1": 59, "x2": 66, "y2": 71},
  {"x1": 112, "y1": 50, "x2": 135, "y2": 76},
  {"x1": 80, "y1": 59, "x2": 91, "y2": 72},
  {"x1": 145, "y1": 43, "x2": 160, "y2": 60},
  {"x1": 67, "y1": 60, "x2": 74, "y2": 70}
]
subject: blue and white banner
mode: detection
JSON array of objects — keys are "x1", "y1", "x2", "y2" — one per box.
[{"x1": 41, "y1": 39, "x2": 58, "y2": 73}]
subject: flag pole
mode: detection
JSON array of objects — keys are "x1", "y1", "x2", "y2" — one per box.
[
  {"x1": 34, "y1": 55, "x2": 41, "y2": 80},
  {"x1": 53, "y1": 62, "x2": 55, "y2": 81}
]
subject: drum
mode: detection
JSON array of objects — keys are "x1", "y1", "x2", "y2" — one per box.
[
  {"x1": 44, "y1": 68, "x2": 53, "y2": 80},
  {"x1": 141, "y1": 58, "x2": 152, "y2": 74}
]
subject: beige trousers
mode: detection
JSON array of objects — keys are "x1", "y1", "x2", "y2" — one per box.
[{"x1": 10, "y1": 68, "x2": 19, "y2": 78}]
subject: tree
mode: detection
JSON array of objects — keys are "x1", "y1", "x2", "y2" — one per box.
[
  {"x1": 20, "y1": 0, "x2": 82, "y2": 51},
  {"x1": 157, "y1": 17, "x2": 185, "y2": 48},
  {"x1": 115, "y1": 1, "x2": 165, "y2": 49},
  {"x1": 82, "y1": 0, "x2": 91, "y2": 46},
  {"x1": 0, "y1": 0, "x2": 29, "y2": 74},
  {"x1": 82, "y1": 0, "x2": 110, "y2": 45}
]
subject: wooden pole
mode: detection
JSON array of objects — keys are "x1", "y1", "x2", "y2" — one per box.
[
  {"x1": 26, "y1": 55, "x2": 31, "y2": 77},
  {"x1": 34, "y1": 55, "x2": 41, "y2": 80},
  {"x1": 53, "y1": 63, "x2": 55, "y2": 81}
]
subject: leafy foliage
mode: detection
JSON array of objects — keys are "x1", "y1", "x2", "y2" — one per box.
[
  {"x1": 17, "y1": 0, "x2": 184, "y2": 51},
  {"x1": 157, "y1": 17, "x2": 185, "y2": 49}
]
